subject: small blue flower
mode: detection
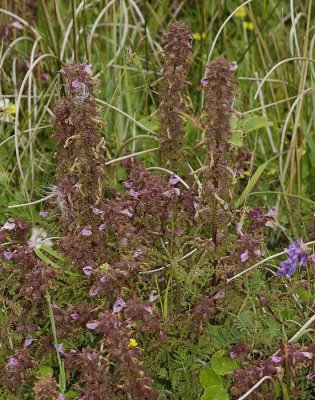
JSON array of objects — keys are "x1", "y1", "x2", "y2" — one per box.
[{"x1": 277, "y1": 240, "x2": 308, "y2": 276}]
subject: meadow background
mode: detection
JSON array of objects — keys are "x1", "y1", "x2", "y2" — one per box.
[{"x1": 0, "y1": 0, "x2": 314, "y2": 399}]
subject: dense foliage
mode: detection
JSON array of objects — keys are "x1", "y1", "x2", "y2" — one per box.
[{"x1": 0, "y1": 1, "x2": 314, "y2": 399}]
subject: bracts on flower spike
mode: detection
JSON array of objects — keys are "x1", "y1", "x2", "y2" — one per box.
[
  {"x1": 159, "y1": 22, "x2": 192, "y2": 172},
  {"x1": 53, "y1": 61, "x2": 106, "y2": 230},
  {"x1": 200, "y1": 57, "x2": 238, "y2": 249}
]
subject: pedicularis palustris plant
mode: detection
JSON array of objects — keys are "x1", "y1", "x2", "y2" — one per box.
[{"x1": 1, "y1": 19, "x2": 315, "y2": 400}]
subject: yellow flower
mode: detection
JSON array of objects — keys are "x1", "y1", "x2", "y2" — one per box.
[
  {"x1": 7, "y1": 103, "x2": 16, "y2": 114},
  {"x1": 234, "y1": 7, "x2": 246, "y2": 18},
  {"x1": 193, "y1": 32, "x2": 206, "y2": 41},
  {"x1": 243, "y1": 21, "x2": 254, "y2": 30},
  {"x1": 128, "y1": 338, "x2": 138, "y2": 348},
  {"x1": 0, "y1": 98, "x2": 16, "y2": 122}
]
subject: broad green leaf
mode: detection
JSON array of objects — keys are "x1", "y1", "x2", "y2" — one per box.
[
  {"x1": 202, "y1": 385, "x2": 229, "y2": 400},
  {"x1": 211, "y1": 350, "x2": 238, "y2": 376},
  {"x1": 228, "y1": 130, "x2": 244, "y2": 147},
  {"x1": 37, "y1": 365, "x2": 54, "y2": 377},
  {"x1": 242, "y1": 115, "x2": 273, "y2": 133},
  {"x1": 138, "y1": 113, "x2": 160, "y2": 132},
  {"x1": 200, "y1": 367, "x2": 222, "y2": 389},
  {"x1": 230, "y1": 115, "x2": 239, "y2": 130},
  {"x1": 235, "y1": 160, "x2": 269, "y2": 207}
]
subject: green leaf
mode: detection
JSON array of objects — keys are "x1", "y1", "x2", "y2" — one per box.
[
  {"x1": 235, "y1": 160, "x2": 269, "y2": 207},
  {"x1": 58, "y1": 360, "x2": 66, "y2": 393},
  {"x1": 34, "y1": 248, "x2": 60, "y2": 269},
  {"x1": 228, "y1": 130, "x2": 244, "y2": 147},
  {"x1": 65, "y1": 391, "x2": 81, "y2": 400},
  {"x1": 200, "y1": 367, "x2": 222, "y2": 389},
  {"x1": 230, "y1": 115, "x2": 239, "y2": 130},
  {"x1": 242, "y1": 115, "x2": 273, "y2": 133},
  {"x1": 40, "y1": 244, "x2": 65, "y2": 262},
  {"x1": 37, "y1": 366, "x2": 54, "y2": 377},
  {"x1": 211, "y1": 350, "x2": 238, "y2": 376},
  {"x1": 201, "y1": 385, "x2": 230, "y2": 400},
  {"x1": 138, "y1": 113, "x2": 160, "y2": 132}
]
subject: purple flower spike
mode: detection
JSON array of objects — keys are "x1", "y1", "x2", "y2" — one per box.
[
  {"x1": 86, "y1": 321, "x2": 99, "y2": 330},
  {"x1": 71, "y1": 79, "x2": 81, "y2": 89},
  {"x1": 40, "y1": 210, "x2": 48, "y2": 218},
  {"x1": 3, "y1": 251, "x2": 14, "y2": 260},
  {"x1": 310, "y1": 254, "x2": 315, "y2": 264},
  {"x1": 80, "y1": 225, "x2": 92, "y2": 236},
  {"x1": 112, "y1": 298, "x2": 126, "y2": 313},
  {"x1": 83, "y1": 265, "x2": 93, "y2": 276}
]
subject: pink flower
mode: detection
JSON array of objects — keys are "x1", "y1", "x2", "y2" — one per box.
[
  {"x1": 129, "y1": 188, "x2": 139, "y2": 198},
  {"x1": 3, "y1": 251, "x2": 14, "y2": 260},
  {"x1": 121, "y1": 208, "x2": 133, "y2": 218},
  {"x1": 236, "y1": 222, "x2": 244, "y2": 237},
  {"x1": 149, "y1": 290, "x2": 159, "y2": 303},
  {"x1": 133, "y1": 249, "x2": 143, "y2": 258},
  {"x1": 11, "y1": 21, "x2": 23, "y2": 30},
  {"x1": 84, "y1": 64, "x2": 92, "y2": 74},
  {"x1": 83, "y1": 265, "x2": 93, "y2": 276},
  {"x1": 7, "y1": 357, "x2": 19, "y2": 368},
  {"x1": 71, "y1": 313, "x2": 79, "y2": 321},
  {"x1": 39, "y1": 210, "x2": 48, "y2": 218},
  {"x1": 98, "y1": 223, "x2": 106, "y2": 231},
  {"x1": 169, "y1": 175, "x2": 180, "y2": 185},
  {"x1": 230, "y1": 61, "x2": 238, "y2": 71},
  {"x1": 241, "y1": 250, "x2": 249, "y2": 263},
  {"x1": 92, "y1": 207, "x2": 103, "y2": 215},
  {"x1": 2, "y1": 219, "x2": 16, "y2": 231},
  {"x1": 80, "y1": 225, "x2": 92, "y2": 236},
  {"x1": 89, "y1": 287, "x2": 100, "y2": 297},
  {"x1": 86, "y1": 321, "x2": 99, "y2": 330},
  {"x1": 271, "y1": 355, "x2": 283, "y2": 363},
  {"x1": 24, "y1": 337, "x2": 33, "y2": 347},
  {"x1": 57, "y1": 344, "x2": 64, "y2": 354},
  {"x1": 124, "y1": 180, "x2": 133, "y2": 189},
  {"x1": 112, "y1": 298, "x2": 126, "y2": 313},
  {"x1": 71, "y1": 79, "x2": 81, "y2": 89}
]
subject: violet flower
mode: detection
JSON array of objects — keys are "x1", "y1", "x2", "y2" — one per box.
[{"x1": 277, "y1": 240, "x2": 309, "y2": 276}]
